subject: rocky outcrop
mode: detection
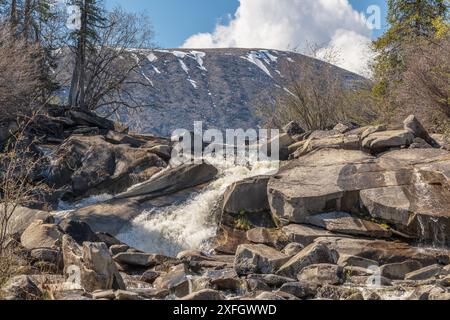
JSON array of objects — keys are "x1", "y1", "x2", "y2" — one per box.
[
  {"x1": 80, "y1": 242, "x2": 126, "y2": 292},
  {"x1": 61, "y1": 235, "x2": 125, "y2": 292},
  {"x1": 47, "y1": 135, "x2": 166, "y2": 199},
  {"x1": 403, "y1": 115, "x2": 439, "y2": 147},
  {"x1": 58, "y1": 219, "x2": 100, "y2": 245},
  {"x1": 115, "y1": 163, "x2": 218, "y2": 200},
  {"x1": 277, "y1": 243, "x2": 339, "y2": 278},
  {"x1": 7, "y1": 206, "x2": 54, "y2": 236},
  {"x1": 66, "y1": 199, "x2": 142, "y2": 236},
  {"x1": 223, "y1": 176, "x2": 270, "y2": 214},
  {"x1": 361, "y1": 130, "x2": 414, "y2": 152},
  {"x1": 234, "y1": 244, "x2": 290, "y2": 276},
  {"x1": 297, "y1": 264, "x2": 344, "y2": 285},
  {"x1": 268, "y1": 147, "x2": 450, "y2": 244},
  {"x1": 304, "y1": 212, "x2": 391, "y2": 238},
  {"x1": 20, "y1": 220, "x2": 64, "y2": 250}
]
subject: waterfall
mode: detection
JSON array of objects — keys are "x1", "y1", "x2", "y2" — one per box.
[{"x1": 115, "y1": 158, "x2": 279, "y2": 257}]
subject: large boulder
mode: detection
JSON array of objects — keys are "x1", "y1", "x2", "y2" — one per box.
[
  {"x1": 403, "y1": 115, "x2": 438, "y2": 147},
  {"x1": 7, "y1": 206, "x2": 54, "y2": 236},
  {"x1": 223, "y1": 176, "x2": 270, "y2": 214},
  {"x1": 113, "y1": 252, "x2": 178, "y2": 268},
  {"x1": 405, "y1": 264, "x2": 446, "y2": 281},
  {"x1": 20, "y1": 221, "x2": 64, "y2": 250},
  {"x1": 58, "y1": 219, "x2": 100, "y2": 245},
  {"x1": 153, "y1": 264, "x2": 191, "y2": 297},
  {"x1": 234, "y1": 244, "x2": 290, "y2": 276},
  {"x1": 80, "y1": 242, "x2": 126, "y2": 292},
  {"x1": 290, "y1": 134, "x2": 360, "y2": 159},
  {"x1": 282, "y1": 224, "x2": 336, "y2": 247},
  {"x1": 297, "y1": 264, "x2": 344, "y2": 285},
  {"x1": 362, "y1": 130, "x2": 414, "y2": 152},
  {"x1": 115, "y1": 163, "x2": 218, "y2": 200},
  {"x1": 277, "y1": 243, "x2": 339, "y2": 278},
  {"x1": 380, "y1": 260, "x2": 422, "y2": 280},
  {"x1": 61, "y1": 235, "x2": 125, "y2": 292},
  {"x1": 47, "y1": 135, "x2": 166, "y2": 198},
  {"x1": 313, "y1": 237, "x2": 450, "y2": 266},
  {"x1": 304, "y1": 212, "x2": 392, "y2": 239},
  {"x1": 268, "y1": 148, "x2": 450, "y2": 244},
  {"x1": 66, "y1": 199, "x2": 142, "y2": 236}
]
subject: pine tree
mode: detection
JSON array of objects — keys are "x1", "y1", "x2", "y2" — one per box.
[
  {"x1": 68, "y1": 0, "x2": 106, "y2": 110},
  {"x1": 372, "y1": 0, "x2": 449, "y2": 114}
]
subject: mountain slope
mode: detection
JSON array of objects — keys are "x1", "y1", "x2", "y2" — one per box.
[{"x1": 59, "y1": 48, "x2": 366, "y2": 136}]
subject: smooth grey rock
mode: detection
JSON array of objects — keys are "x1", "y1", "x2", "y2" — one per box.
[
  {"x1": 380, "y1": 260, "x2": 423, "y2": 280},
  {"x1": 403, "y1": 115, "x2": 438, "y2": 147},
  {"x1": 223, "y1": 176, "x2": 270, "y2": 214},
  {"x1": 116, "y1": 163, "x2": 218, "y2": 200},
  {"x1": 20, "y1": 221, "x2": 63, "y2": 250},
  {"x1": 405, "y1": 264, "x2": 444, "y2": 281},
  {"x1": 277, "y1": 243, "x2": 339, "y2": 278},
  {"x1": 362, "y1": 130, "x2": 414, "y2": 151},
  {"x1": 297, "y1": 264, "x2": 344, "y2": 285},
  {"x1": 7, "y1": 206, "x2": 54, "y2": 236},
  {"x1": 234, "y1": 244, "x2": 290, "y2": 276},
  {"x1": 113, "y1": 252, "x2": 178, "y2": 268},
  {"x1": 282, "y1": 224, "x2": 336, "y2": 247},
  {"x1": 305, "y1": 212, "x2": 392, "y2": 238},
  {"x1": 58, "y1": 219, "x2": 100, "y2": 245},
  {"x1": 269, "y1": 148, "x2": 450, "y2": 244},
  {"x1": 282, "y1": 243, "x2": 304, "y2": 256}
]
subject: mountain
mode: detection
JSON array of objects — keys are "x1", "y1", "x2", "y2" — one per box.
[{"x1": 58, "y1": 48, "x2": 366, "y2": 136}]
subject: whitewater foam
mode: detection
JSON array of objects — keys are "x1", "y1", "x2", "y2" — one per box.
[{"x1": 116, "y1": 159, "x2": 279, "y2": 257}]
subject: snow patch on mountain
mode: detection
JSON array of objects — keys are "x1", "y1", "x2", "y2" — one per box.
[{"x1": 241, "y1": 51, "x2": 273, "y2": 78}]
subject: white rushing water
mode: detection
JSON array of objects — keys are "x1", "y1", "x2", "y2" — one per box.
[{"x1": 116, "y1": 159, "x2": 279, "y2": 257}]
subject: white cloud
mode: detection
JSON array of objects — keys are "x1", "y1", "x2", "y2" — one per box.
[
  {"x1": 316, "y1": 29, "x2": 376, "y2": 77},
  {"x1": 182, "y1": 0, "x2": 375, "y2": 76}
]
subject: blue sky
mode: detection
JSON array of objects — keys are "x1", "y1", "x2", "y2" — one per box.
[{"x1": 106, "y1": 0, "x2": 388, "y2": 48}]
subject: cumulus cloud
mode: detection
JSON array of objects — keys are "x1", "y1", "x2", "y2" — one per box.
[{"x1": 182, "y1": 0, "x2": 375, "y2": 77}]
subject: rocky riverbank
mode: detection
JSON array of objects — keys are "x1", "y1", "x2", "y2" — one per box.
[{"x1": 1, "y1": 110, "x2": 450, "y2": 300}]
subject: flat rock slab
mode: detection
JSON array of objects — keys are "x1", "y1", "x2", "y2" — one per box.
[
  {"x1": 116, "y1": 163, "x2": 218, "y2": 200},
  {"x1": 268, "y1": 148, "x2": 450, "y2": 244},
  {"x1": 305, "y1": 212, "x2": 392, "y2": 238},
  {"x1": 313, "y1": 237, "x2": 450, "y2": 267},
  {"x1": 282, "y1": 224, "x2": 337, "y2": 247}
]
